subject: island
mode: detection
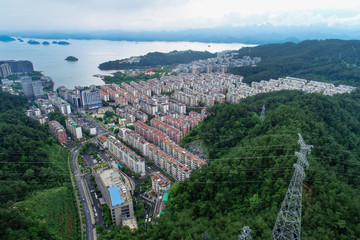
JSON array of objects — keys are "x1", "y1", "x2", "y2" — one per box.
[
  {"x1": 27, "y1": 40, "x2": 40, "y2": 45},
  {"x1": 52, "y1": 41, "x2": 58, "y2": 44},
  {"x1": 0, "y1": 35, "x2": 15, "y2": 42},
  {"x1": 42, "y1": 41, "x2": 50, "y2": 45},
  {"x1": 57, "y1": 41, "x2": 70, "y2": 45},
  {"x1": 98, "y1": 50, "x2": 216, "y2": 70},
  {"x1": 65, "y1": 56, "x2": 78, "y2": 61}
]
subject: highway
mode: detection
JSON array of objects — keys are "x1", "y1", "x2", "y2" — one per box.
[{"x1": 71, "y1": 145, "x2": 95, "y2": 240}]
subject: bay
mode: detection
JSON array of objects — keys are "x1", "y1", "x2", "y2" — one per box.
[{"x1": 0, "y1": 38, "x2": 252, "y2": 89}]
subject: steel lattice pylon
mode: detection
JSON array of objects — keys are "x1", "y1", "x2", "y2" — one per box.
[
  {"x1": 239, "y1": 226, "x2": 252, "y2": 240},
  {"x1": 272, "y1": 134, "x2": 313, "y2": 240},
  {"x1": 260, "y1": 104, "x2": 266, "y2": 122}
]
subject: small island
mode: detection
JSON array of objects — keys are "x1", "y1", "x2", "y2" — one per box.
[
  {"x1": 58, "y1": 41, "x2": 70, "y2": 45},
  {"x1": 65, "y1": 56, "x2": 78, "y2": 61},
  {"x1": 52, "y1": 40, "x2": 70, "y2": 45},
  {"x1": 42, "y1": 41, "x2": 50, "y2": 45},
  {"x1": 27, "y1": 40, "x2": 40, "y2": 45}
]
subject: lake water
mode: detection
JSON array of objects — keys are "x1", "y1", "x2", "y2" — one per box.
[{"x1": 0, "y1": 38, "x2": 252, "y2": 89}]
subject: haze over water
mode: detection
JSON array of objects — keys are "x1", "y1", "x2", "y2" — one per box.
[{"x1": 0, "y1": 39, "x2": 251, "y2": 89}]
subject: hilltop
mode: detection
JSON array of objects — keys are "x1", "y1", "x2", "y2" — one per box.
[{"x1": 230, "y1": 39, "x2": 360, "y2": 86}]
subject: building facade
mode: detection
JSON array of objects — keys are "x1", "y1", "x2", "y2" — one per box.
[
  {"x1": 49, "y1": 120, "x2": 67, "y2": 143},
  {"x1": 65, "y1": 117, "x2": 83, "y2": 139},
  {"x1": 93, "y1": 166, "x2": 135, "y2": 226}
]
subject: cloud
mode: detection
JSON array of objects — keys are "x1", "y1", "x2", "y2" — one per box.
[
  {"x1": 219, "y1": 8, "x2": 360, "y2": 28},
  {"x1": 1, "y1": 0, "x2": 360, "y2": 31}
]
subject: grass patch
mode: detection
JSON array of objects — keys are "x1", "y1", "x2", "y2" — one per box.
[{"x1": 18, "y1": 185, "x2": 78, "y2": 240}]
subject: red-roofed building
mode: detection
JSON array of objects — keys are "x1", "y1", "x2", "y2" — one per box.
[
  {"x1": 99, "y1": 90, "x2": 110, "y2": 102},
  {"x1": 151, "y1": 172, "x2": 171, "y2": 193},
  {"x1": 150, "y1": 118, "x2": 183, "y2": 144},
  {"x1": 49, "y1": 120, "x2": 67, "y2": 143},
  {"x1": 97, "y1": 135, "x2": 108, "y2": 149}
]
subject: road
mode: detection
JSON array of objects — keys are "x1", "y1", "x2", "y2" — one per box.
[
  {"x1": 71, "y1": 145, "x2": 95, "y2": 240},
  {"x1": 81, "y1": 151, "x2": 106, "y2": 228},
  {"x1": 83, "y1": 174, "x2": 106, "y2": 227}
]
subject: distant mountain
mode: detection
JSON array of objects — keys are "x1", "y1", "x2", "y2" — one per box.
[
  {"x1": 230, "y1": 39, "x2": 360, "y2": 86},
  {"x1": 6, "y1": 24, "x2": 360, "y2": 44}
]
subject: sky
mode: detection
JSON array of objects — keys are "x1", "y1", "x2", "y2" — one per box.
[{"x1": 2, "y1": 0, "x2": 360, "y2": 31}]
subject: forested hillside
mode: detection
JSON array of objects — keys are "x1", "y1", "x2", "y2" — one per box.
[
  {"x1": 98, "y1": 50, "x2": 216, "y2": 70},
  {"x1": 99, "y1": 89, "x2": 360, "y2": 239},
  {"x1": 0, "y1": 91, "x2": 79, "y2": 240},
  {"x1": 230, "y1": 39, "x2": 360, "y2": 86}
]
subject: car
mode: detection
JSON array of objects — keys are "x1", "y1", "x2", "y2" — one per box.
[
  {"x1": 82, "y1": 198, "x2": 85, "y2": 202},
  {"x1": 83, "y1": 159, "x2": 86, "y2": 162},
  {"x1": 86, "y1": 210, "x2": 89, "y2": 214},
  {"x1": 146, "y1": 214, "x2": 148, "y2": 218}
]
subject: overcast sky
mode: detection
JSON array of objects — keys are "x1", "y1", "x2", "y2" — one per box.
[{"x1": 2, "y1": 0, "x2": 360, "y2": 31}]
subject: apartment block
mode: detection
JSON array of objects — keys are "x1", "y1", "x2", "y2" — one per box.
[
  {"x1": 99, "y1": 90, "x2": 110, "y2": 101},
  {"x1": 65, "y1": 117, "x2": 83, "y2": 139},
  {"x1": 118, "y1": 128, "x2": 149, "y2": 156},
  {"x1": 49, "y1": 120, "x2": 67, "y2": 143},
  {"x1": 134, "y1": 121, "x2": 169, "y2": 147},
  {"x1": 107, "y1": 136, "x2": 146, "y2": 176},
  {"x1": 151, "y1": 172, "x2": 171, "y2": 193},
  {"x1": 150, "y1": 118, "x2": 183, "y2": 144},
  {"x1": 173, "y1": 90, "x2": 199, "y2": 107},
  {"x1": 47, "y1": 92, "x2": 71, "y2": 114}
]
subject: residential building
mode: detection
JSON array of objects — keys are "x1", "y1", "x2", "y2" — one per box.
[
  {"x1": 150, "y1": 118, "x2": 183, "y2": 144},
  {"x1": 80, "y1": 88, "x2": 102, "y2": 109},
  {"x1": 65, "y1": 117, "x2": 83, "y2": 139},
  {"x1": 49, "y1": 120, "x2": 67, "y2": 143},
  {"x1": 107, "y1": 136, "x2": 146, "y2": 176},
  {"x1": 0, "y1": 63, "x2": 12, "y2": 77},
  {"x1": 151, "y1": 172, "x2": 171, "y2": 194},
  {"x1": 97, "y1": 135, "x2": 109, "y2": 149}
]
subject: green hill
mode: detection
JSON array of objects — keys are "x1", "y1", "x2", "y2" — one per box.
[
  {"x1": 230, "y1": 39, "x2": 360, "y2": 86},
  {"x1": 0, "y1": 91, "x2": 79, "y2": 240},
  {"x1": 98, "y1": 50, "x2": 216, "y2": 70},
  {"x1": 98, "y1": 89, "x2": 360, "y2": 239}
]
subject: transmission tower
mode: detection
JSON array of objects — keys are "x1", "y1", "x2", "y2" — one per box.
[
  {"x1": 272, "y1": 133, "x2": 313, "y2": 240},
  {"x1": 260, "y1": 104, "x2": 266, "y2": 122},
  {"x1": 239, "y1": 226, "x2": 252, "y2": 240}
]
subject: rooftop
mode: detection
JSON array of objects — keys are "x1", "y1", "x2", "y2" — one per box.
[
  {"x1": 108, "y1": 186, "x2": 124, "y2": 206},
  {"x1": 162, "y1": 192, "x2": 169, "y2": 202}
]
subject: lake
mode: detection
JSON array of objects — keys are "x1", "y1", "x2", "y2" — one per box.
[{"x1": 0, "y1": 38, "x2": 252, "y2": 89}]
